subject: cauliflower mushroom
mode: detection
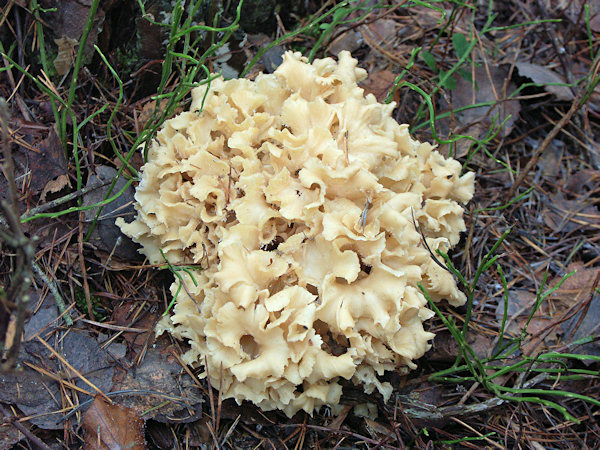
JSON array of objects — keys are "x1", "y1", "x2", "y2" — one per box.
[{"x1": 117, "y1": 51, "x2": 475, "y2": 417}]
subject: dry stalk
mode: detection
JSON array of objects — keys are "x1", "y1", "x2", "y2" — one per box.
[{"x1": 0, "y1": 98, "x2": 34, "y2": 370}]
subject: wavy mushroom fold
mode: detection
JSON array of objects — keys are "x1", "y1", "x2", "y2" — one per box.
[{"x1": 118, "y1": 51, "x2": 474, "y2": 417}]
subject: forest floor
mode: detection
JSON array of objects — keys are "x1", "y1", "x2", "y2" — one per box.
[{"x1": 1, "y1": 0, "x2": 599, "y2": 448}]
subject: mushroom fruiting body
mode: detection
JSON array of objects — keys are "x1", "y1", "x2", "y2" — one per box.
[{"x1": 117, "y1": 51, "x2": 474, "y2": 417}]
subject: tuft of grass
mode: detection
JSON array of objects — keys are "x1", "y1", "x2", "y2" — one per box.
[
  {"x1": 159, "y1": 249, "x2": 202, "y2": 316},
  {"x1": 419, "y1": 250, "x2": 599, "y2": 425}
]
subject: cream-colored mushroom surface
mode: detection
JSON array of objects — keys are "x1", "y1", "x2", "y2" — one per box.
[{"x1": 117, "y1": 51, "x2": 474, "y2": 417}]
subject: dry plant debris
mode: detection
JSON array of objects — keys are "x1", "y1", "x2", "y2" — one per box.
[
  {"x1": 82, "y1": 396, "x2": 145, "y2": 450},
  {"x1": 0, "y1": 0, "x2": 599, "y2": 448}
]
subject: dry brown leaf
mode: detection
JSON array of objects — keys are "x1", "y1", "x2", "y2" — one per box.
[
  {"x1": 53, "y1": 36, "x2": 78, "y2": 76},
  {"x1": 537, "y1": 144, "x2": 563, "y2": 179},
  {"x1": 82, "y1": 396, "x2": 146, "y2": 450},
  {"x1": 495, "y1": 289, "x2": 560, "y2": 355},
  {"x1": 548, "y1": 264, "x2": 600, "y2": 357},
  {"x1": 43, "y1": 0, "x2": 105, "y2": 60},
  {"x1": 111, "y1": 301, "x2": 155, "y2": 348},
  {"x1": 551, "y1": 263, "x2": 598, "y2": 303},
  {"x1": 138, "y1": 99, "x2": 170, "y2": 130},
  {"x1": 564, "y1": 169, "x2": 600, "y2": 194},
  {"x1": 361, "y1": 19, "x2": 397, "y2": 51},
  {"x1": 0, "y1": 331, "x2": 115, "y2": 430},
  {"x1": 360, "y1": 70, "x2": 399, "y2": 103},
  {"x1": 29, "y1": 127, "x2": 68, "y2": 194},
  {"x1": 328, "y1": 404, "x2": 352, "y2": 430},
  {"x1": 429, "y1": 329, "x2": 495, "y2": 361},
  {"x1": 515, "y1": 62, "x2": 574, "y2": 101},
  {"x1": 439, "y1": 65, "x2": 520, "y2": 156},
  {"x1": 364, "y1": 417, "x2": 396, "y2": 442},
  {"x1": 111, "y1": 341, "x2": 204, "y2": 423},
  {"x1": 495, "y1": 289, "x2": 536, "y2": 327},
  {"x1": 327, "y1": 28, "x2": 362, "y2": 55},
  {"x1": 82, "y1": 165, "x2": 140, "y2": 260},
  {"x1": 40, "y1": 173, "x2": 70, "y2": 202},
  {"x1": 560, "y1": 291, "x2": 600, "y2": 360},
  {"x1": 451, "y1": 65, "x2": 520, "y2": 136}
]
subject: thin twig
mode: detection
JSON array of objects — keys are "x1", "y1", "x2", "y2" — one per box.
[
  {"x1": 31, "y1": 260, "x2": 73, "y2": 326},
  {"x1": 0, "y1": 404, "x2": 52, "y2": 450},
  {"x1": 20, "y1": 180, "x2": 109, "y2": 220},
  {"x1": 0, "y1": 98, "x2": 34, "y2": 370},
  {"x1": 411, "y1": 207, "x2": 450, "y2": 272},
  {"x1": 78, "y1": 211, "x2": 94, "y2": 320},
  {"x1": 79, "y1": 318, "x2": 148, "y2": 333}
]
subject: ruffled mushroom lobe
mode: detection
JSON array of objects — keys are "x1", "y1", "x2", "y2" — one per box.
[{"x1": 117, "y1": 51, "x2": 474, "y2": 417}]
